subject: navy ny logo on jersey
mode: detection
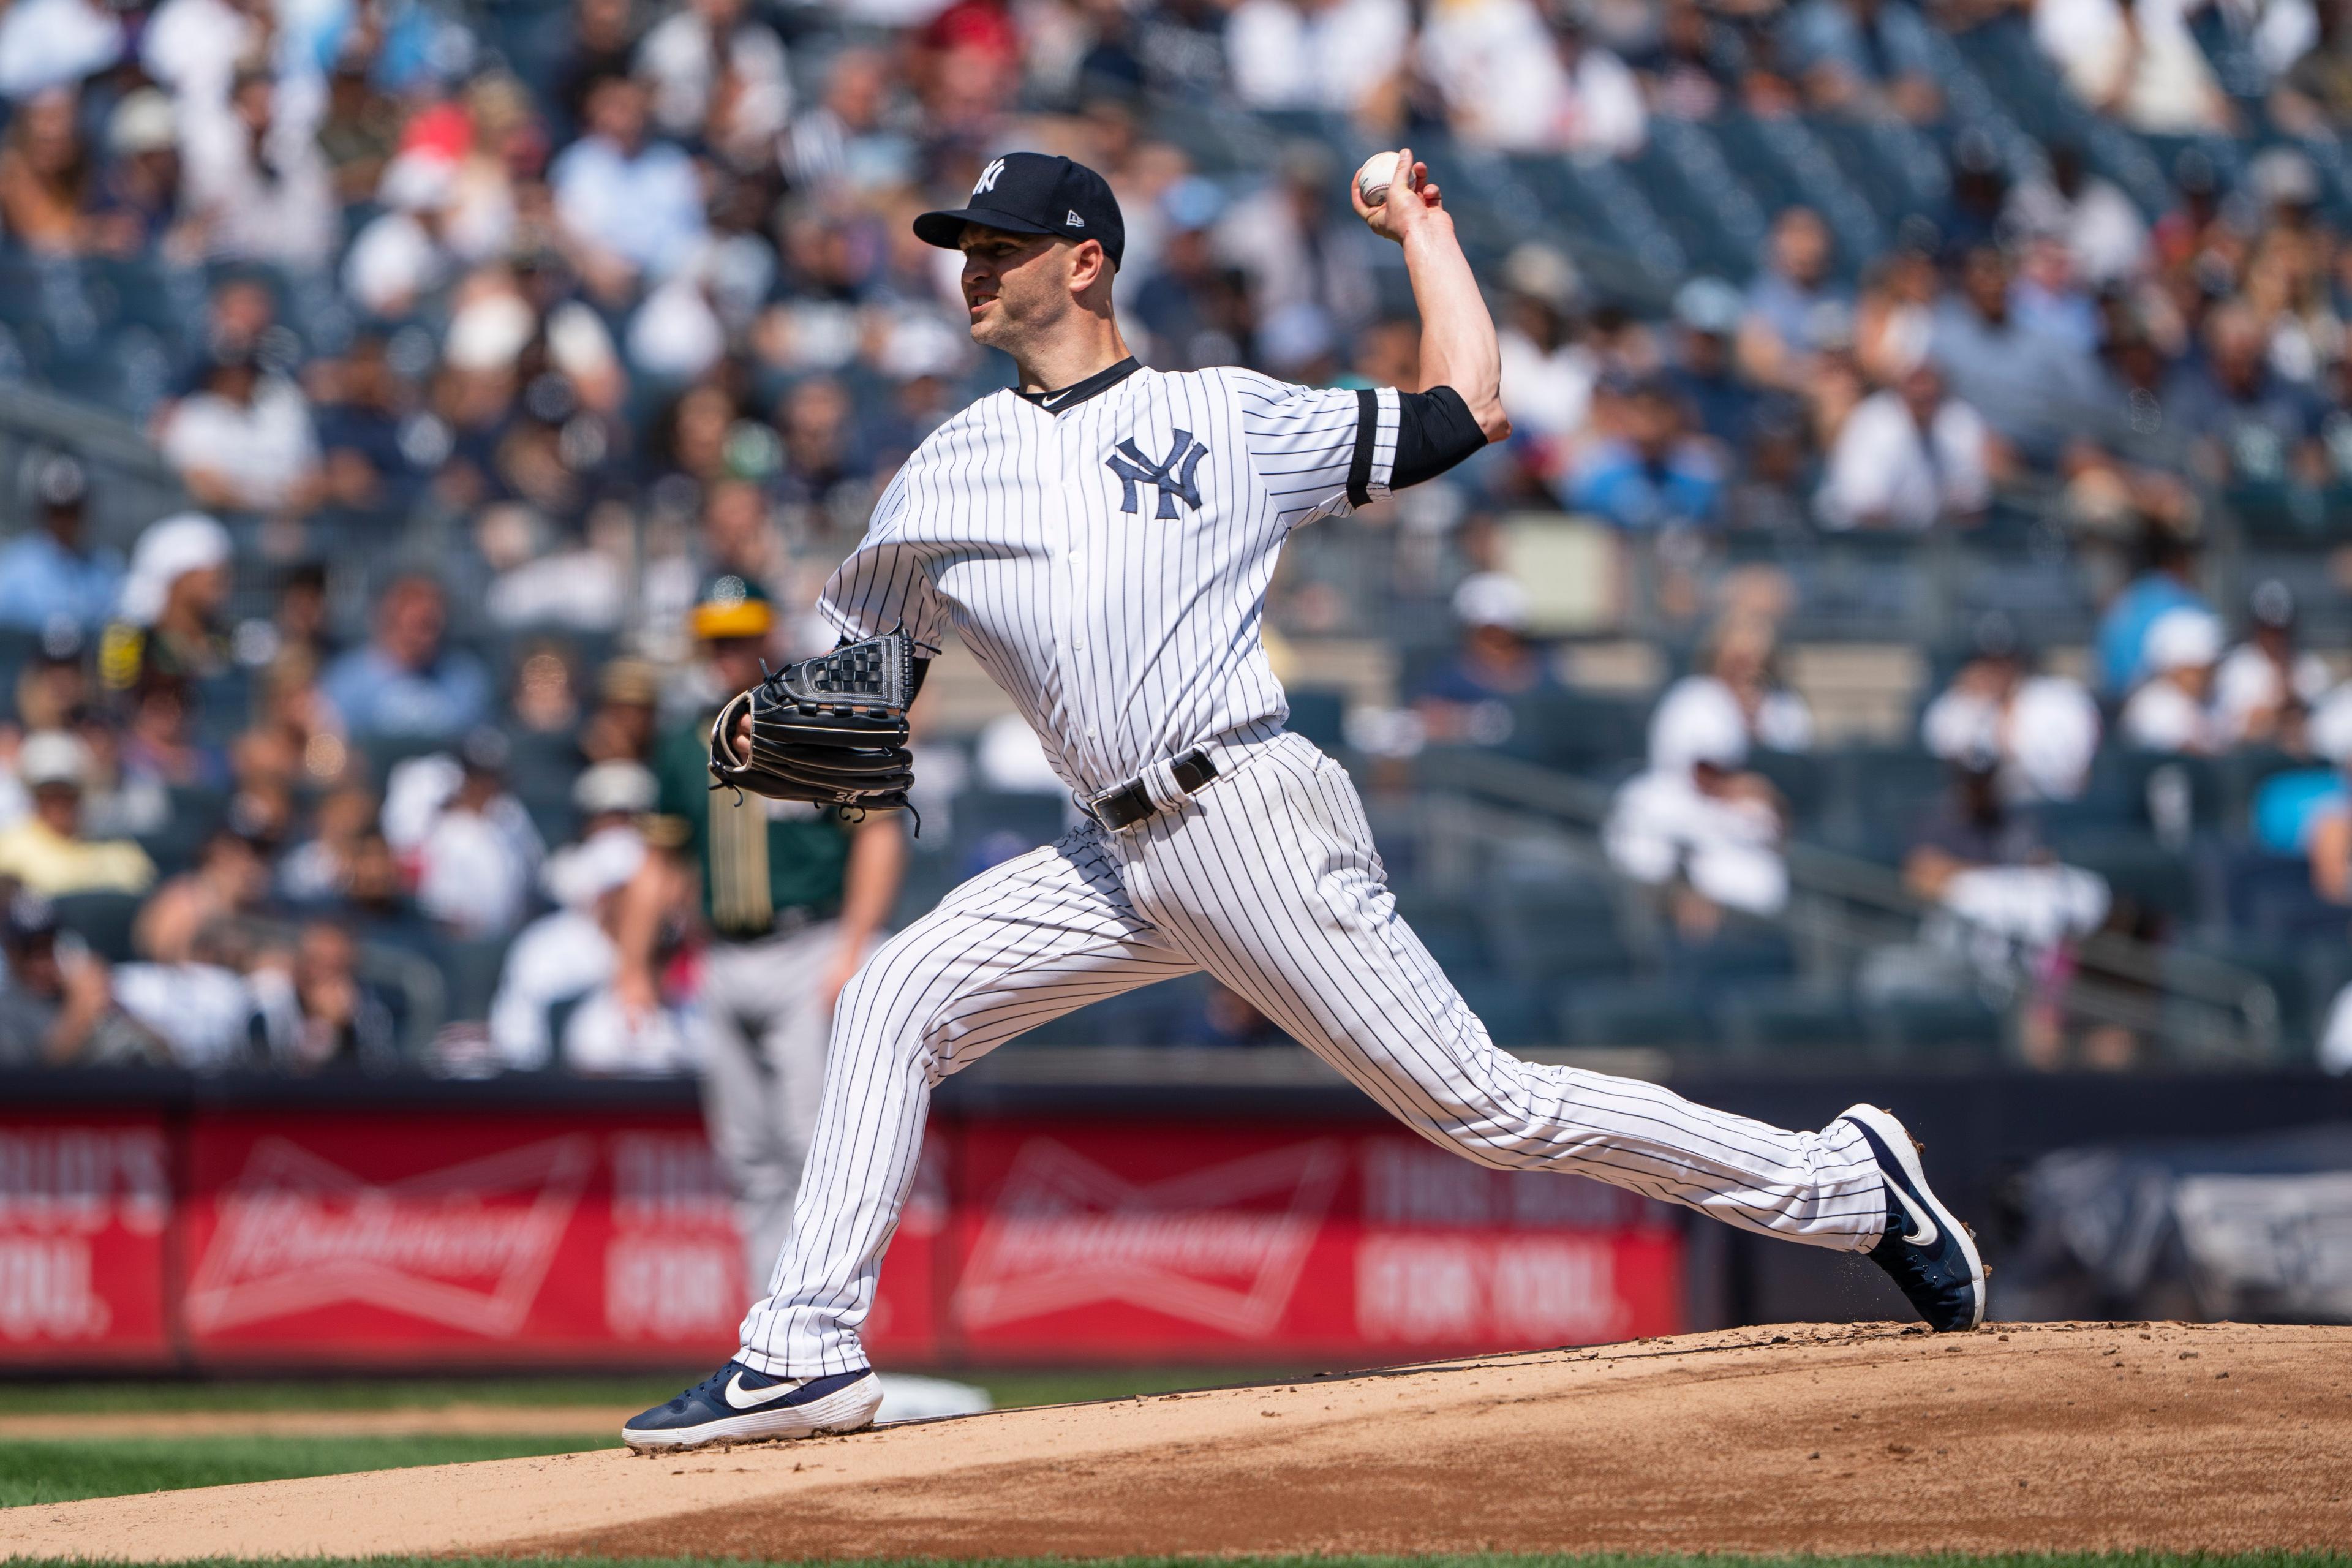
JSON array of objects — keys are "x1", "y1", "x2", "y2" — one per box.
[{"x1": 1107, "y1": 431, "x2": 1207, "y2": 519}]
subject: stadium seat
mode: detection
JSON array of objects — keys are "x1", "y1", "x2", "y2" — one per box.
[
  {"x1": 1863, "y1": 992, "x2": 2006, "y2": 1058},
  {"x1": 51, "y1": 889, "x2": 143, "y2": 963},
  {"x1": 1713, "y1": 985, "x2": 1871, "y2": 1057},
  {"x1": 1558, "y1": 980, "x2": 1712, "y2": 1050},
  {"x1": 1452, "y1": 973, "x2": 1553, "y2": 1048},
  {"x1": 432, "y1": 933, "x2": 514, "y2": 1023},
  {"x1": 1477, "y1": 875, "x2": 1624, "y2": 983}
]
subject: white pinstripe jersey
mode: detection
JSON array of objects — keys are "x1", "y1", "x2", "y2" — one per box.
[{"x1": 819, "y1": 363, "x2": 1401, "y2": 799}]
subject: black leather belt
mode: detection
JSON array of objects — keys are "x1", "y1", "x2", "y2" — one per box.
[{"x1": 1091, "y1": 747, "x2": 1219, "y2": 830}]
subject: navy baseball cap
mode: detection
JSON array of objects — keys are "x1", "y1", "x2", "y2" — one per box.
[{"x1": 914, "y1": 152, "x2": 1125, "y2": 268}]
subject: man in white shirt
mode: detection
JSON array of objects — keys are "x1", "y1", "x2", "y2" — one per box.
[
  {"x1": 156, "y1": 347, "x2": 320, "y2": 513},
  {"x1": 1610, "y1": 678, "x2": 1790, "y2": 920},
  {"x1": 2214, "y1": 579, "x2": 2335, "y2": 747},
  {"x1": 549, "y1": 75, "x2": 709, "y2": 296},
  {"x1": 1817, "y1": 363, "x2": 1992, "y2": 530},
  {"x1": 2120, "y1": 606, "x2": 2227, "y2": 754},
  {"x1": 1921, "y1": 615, "x2": 2101, "y2": 802}
]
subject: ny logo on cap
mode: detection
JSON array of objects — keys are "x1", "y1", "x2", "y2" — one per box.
[
  {"x1": 973, "y1": 157, "x2": 1006, "y2": 196},
  {"x1": 1107, "y1": 431, "x2": 1207, "y2": 519}
]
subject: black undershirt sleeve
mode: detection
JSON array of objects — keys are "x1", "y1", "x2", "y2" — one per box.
[{"x1": 1389, "y1": 385, "x2": 1489, "y2": 491}]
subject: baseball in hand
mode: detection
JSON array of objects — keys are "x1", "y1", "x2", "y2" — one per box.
[{"x1": 1356, "y1": 151, "x2": 1413, "y2": 208}]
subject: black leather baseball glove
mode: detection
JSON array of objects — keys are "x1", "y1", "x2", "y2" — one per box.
[{"x1": 708, "y1": 631, "x2": 918, "y2": 812}]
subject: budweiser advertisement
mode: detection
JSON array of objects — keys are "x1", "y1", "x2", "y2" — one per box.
[
  {"x1": 949, "y1": 1120, "x2": 1682, "y2": 1359},
  {"x1": 0, "y1": 1105, "x2": 1679, "y2": 1369}
]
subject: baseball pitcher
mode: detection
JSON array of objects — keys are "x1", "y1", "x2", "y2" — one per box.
[{"x1": 624, "y1": 149, "x2": 1985, "y2": 1450}]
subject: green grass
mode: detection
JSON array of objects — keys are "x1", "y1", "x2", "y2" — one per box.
[
  {"x1": 0, "y1": 1434, "x2": 608, "y2": 1507},
  {"x1": 0, "y1": 1555, "x2": 2342, "y2": 1568},
  {"x1": 0, "y1": 1366, "x2": 1305, "y2": 1417}
]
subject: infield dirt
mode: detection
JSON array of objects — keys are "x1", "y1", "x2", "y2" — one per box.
[{"x1": 5, "y1": 1321, "x2": 2346, "y2": 1560}]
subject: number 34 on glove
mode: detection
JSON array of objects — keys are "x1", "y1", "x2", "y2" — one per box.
[{"x1": 708, "y1": 631, "x2": 919, "y2": 814}]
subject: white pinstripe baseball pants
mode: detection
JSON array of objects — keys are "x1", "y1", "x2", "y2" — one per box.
[{"x1": 737, "y1": 732, "x2": 1887, "y2": 1374}]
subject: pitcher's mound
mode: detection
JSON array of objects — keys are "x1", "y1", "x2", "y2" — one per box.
[{"x1": 10, "y1": 1322, "x2": 2349, "y2": 1561}]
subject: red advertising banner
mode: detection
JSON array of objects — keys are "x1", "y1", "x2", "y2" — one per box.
[
  {"x1": 944, "y1": 1120, "x2": 1682, "y2": 1360},
  {"x1": 0, "y1": 1112, "x2": 172, "y2": 1363},
  {"x1": 0, "y1": 1102, "x2": 1679, "y2": 1368}
]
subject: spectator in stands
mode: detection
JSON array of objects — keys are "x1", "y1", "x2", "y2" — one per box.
[
  {"x1": 90, "y1": 89, "x2": 195, "y2": 260},
  {"x1": 1605, "y1": 679, "x2": 1789, "y2": 926},
  {"x1": 0, "y1": 731, "x2": 156, "y2": 897},
  {"x1": 581, "y1": 658, "x2": 661, "y2": 764},
  {"x1": 411, "y1": 728, "x2": 545, "y2": 938},
  {"x1": 1665, "y1": 277, "x2": 1755, "y2": 454},
  {"x1": 1130, "y1": 178, "x2": 1248, "y2": 372},
  {"x1": 313, "y1": 336, "x2": 432, "y2": 513},
  {"x1": 1816, "y1": 361, "x2": 1994, "y2": 530},
  {"x1": 2119, "y1": 606, "x2": 2226, "y2": 755},
  {"x1": 1651, "y1": 612, "x2": 1812, "y2": 767},
  {"x1": 319, "y1": 575, "x2": 492, "y2": 741},
  {"x1": 315, "y1": 55, "x2": 402, "y2": 207},
  {"x1": 157, "y1": 344, "x2": 322, "y2": 514},
  {"x1": 2167, "y1": 300, "x2": 2326, "y2": 488},
  {"x1": 109, "y1": 919, "x2": 265, "y2": 1069},
  {"x1": 2215, "y1": 579, "x2": 2335, "y2": 748},
  {"x1": 2272, "y1": 0, "x2": 2352, "y2": 132},
  {"x1": 132, "y1": 824, "x2": 268, "y2": 963},
  {"x1": 637, "y1": 0, "x2": 792, "y2": 160},
  {"x1": 1224, "y1": 0, "x2": 1410, "y2": 118},
  {"x1": 1564, "y1": 374, "x2": 1723, "y2": 529},
  {"x1": 0, "y1": 454, "x2": 121, "y2": 635},
  {"x1": 1902, "y1": 748, "x2": 2111, "y2": 1068},
  {"x1": 1929, "y1": 244, "x2": 2103, "y2": 465},
  {"x1": 772, "y1": 377, "x2": 876, "y2": 524},
  {"x1": 271, "y1": 918, "x2": 398, "y2": 1070},
  {"x1": 1420, "y1": 0, "x2": 1645, "y2": 156},
  {"x1": 488, "y1": 760, "x2": 664, "y2": 1070},
  {"x1": 783, "y1": 45, "x2": 917, "y2": 196},
  {"x1": 104, "y1": 511, "x2": 233, "y2": 701},
  {"x1": 1491, "y1": 243, "x2": 1592, "y2": 447},
  {"x1": 180, "y1": 63, "x2": 338, "y2": 270},
  {"x1": 0, "y1": 891, "x2": 143, "y2": 1066},
  {"x1": 549, "y1": 74, "x2": 707, "y2": 302},
  {"x1": 1414, "y1": 573, "x2": 1560, "y2": 742},
  {"x1": 2095, "y1": 522, "x2": 2210, "y2": 695},
  {"x1": 1739, "y1": 207, "x2": 1852, "y2": 391},
  {"x1": 1214, "y1": 141, "x2": 1381, "y2": 339},
  {"x1": 0, "y1": 0, "x2": 122, "y2": 101},
  {"x1": 2003, "y1": 142, "x2": 2149, "y2": 287},
  {"x1": 0, "y1": 87, "x2": 94, "y2": 254},
  {"x1": 1922, "y1": 614, "x2": 2102, "y2": 802},
  {"x1": 1777, "y1": 0, "x2": 1943, "y2": 121}
]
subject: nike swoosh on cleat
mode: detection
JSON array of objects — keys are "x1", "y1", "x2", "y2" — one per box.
[
  {"x1": 725, "y1": 1373, "x2": 808, "y2": 1410},
  {"x1": 1888, "y1": 1180, "x2": 1939, "y2": 1248}
]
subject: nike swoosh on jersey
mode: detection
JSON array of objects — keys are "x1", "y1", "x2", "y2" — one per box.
[
  {"x1": 1888, "y1": 1181, "x2": 1939, "y2": 1247},
  {"x1": 725, "y1": 1372, "x2": 809, "y2": 1409}
]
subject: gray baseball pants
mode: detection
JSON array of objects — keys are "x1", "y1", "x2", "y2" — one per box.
[{"x1": 696, "y1": 921, "x2": 864, "y2": 1295}]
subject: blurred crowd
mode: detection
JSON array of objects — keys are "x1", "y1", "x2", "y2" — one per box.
[{"x1": 0, "y1": 0, "x2": 2350, "y2": 1071}]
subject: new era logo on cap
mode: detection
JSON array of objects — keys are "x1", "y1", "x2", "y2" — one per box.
[{"x1": 913, "y1": 151, "x2": 1126, "y2": 268}]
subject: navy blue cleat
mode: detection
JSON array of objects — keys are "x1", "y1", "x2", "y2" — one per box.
[
  {"x1": 622, "y1": 1360, "x2": 883, "y2": 1451},
  {"x1": 1841, "y1": 1103, "x2": 1987, "y2": 1332}
]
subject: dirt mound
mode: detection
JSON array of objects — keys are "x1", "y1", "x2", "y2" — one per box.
[{"x1": 6, "y1": 1322, "x2": 2347, "y2": 1560}]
